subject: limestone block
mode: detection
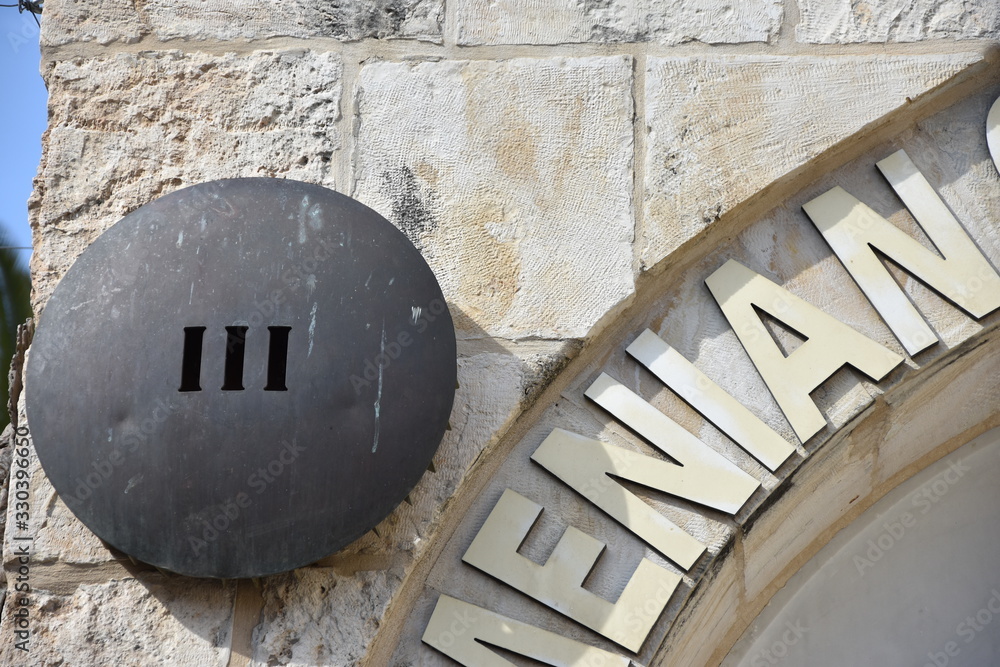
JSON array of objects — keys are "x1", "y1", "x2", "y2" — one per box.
[
  {"x1": 40, "y1": 0, "x2": 143, "y2": 46},
  {"x1": 653, "y1": 558, "x2": 745, "y2": 667},
  {"x1": 0, "y1": 427, "x2": 12, "y2": 550},
  {"x1": 796, "y1": 0, "x2": 1000, "y2": 43},
  {"x1": 641, "y1": 53, "x2": 981, "y2": 270},
  {"x1": 355, "y1": 56, "x2": 635, "y2": 340},
  {"x1": 41, "y1": 0, "x2": 443, "y2": 46},
  {"x1": 0, "y1": 576, "x2": 235, "y2": 665},
  {"x1": 10, "y1": 473, "x2": 115, "y2": 566},
  {"x1": 32, "y1": 50, "x2": 343, "y2": 313},
  {"x1": 453, "y1": 0, "x2": 781, "y2": 45},
  {"x1": 252, "y1": 568, "x2": 392, "y2": 666}
]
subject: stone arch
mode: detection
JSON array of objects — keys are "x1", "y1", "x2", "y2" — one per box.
[{"x1": 372, "y1": 71, "x2": 1000, "y2": 666}]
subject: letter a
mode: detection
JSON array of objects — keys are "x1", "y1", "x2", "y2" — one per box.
[{"x1": 706, "y1": 259, "x2": 903, "y2": 442}]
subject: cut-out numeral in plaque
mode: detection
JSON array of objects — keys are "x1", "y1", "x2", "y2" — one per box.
[{"x1": 179, "y1": 325, "x2": 290, "y2": 392}]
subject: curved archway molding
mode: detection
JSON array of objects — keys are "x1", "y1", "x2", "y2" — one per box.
[
  {"x1": 722, "y1": 424, "x2": 1000, "y2": 666},
  {"x1": 377, "y1": 76, "x2": 1000, "y2": 666}
]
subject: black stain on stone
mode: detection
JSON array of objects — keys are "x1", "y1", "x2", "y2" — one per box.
[
  {"x1": 582, "y1": 0, "x2": 615, "y2": 12},
  {"x1": 381, "y1": 166, "x2": 436, "y2": 248},
  {"x1": 591, "y1": 23, "x2": 646, "y2": 42},
  {"x1": 317, "y1": 0, "x2": 416, "y2": 40}
]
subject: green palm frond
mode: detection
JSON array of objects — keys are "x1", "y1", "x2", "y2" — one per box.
[{"x1": 0, "y1": 228, "x2": 31, "y2": 430}]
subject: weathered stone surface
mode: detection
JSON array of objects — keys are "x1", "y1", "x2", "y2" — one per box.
[
  {"x1": 252, "y1": 568, "x2": 391, "y2": 666},
  {"x1": 0, "y1": 576, "x2": 235, "y2": 665},
  {"x1": 41, "y1": 0, "x2": 443, "y2": 46},
  {"x1": 453, "y1": 0, "x2": 782, "y2": 45},
  {"x1": 641, "y1": 53, "x2": 981, "y2": 270},
  {"x1": 32, "y1": 49, "x2": 343, "y2": 313},
  {"x1": 796, "y1": 0, "x2": 1000, "y2": 43},
  {"x1": 355, "y1": 56, "x2": 635, "y2": 340},
  {"x1": 0, "y1": 427, "x2": 13, "y2": 552},
  {"x1": 654, "y1": 559, "x2": 745, "y2": 667},
  {"x1": 13, "y1": 474, "x2": 116, "y2": 566}
]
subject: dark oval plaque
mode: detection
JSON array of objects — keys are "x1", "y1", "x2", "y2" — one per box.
[{"x1": 26, "y1": 179, "x2": 457, "y2": 578}]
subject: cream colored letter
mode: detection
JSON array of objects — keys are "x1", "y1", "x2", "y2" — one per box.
[
  {"x1": 626, "y1": 329, "x2": 795, "y2": 471},
  {"x1": 532, "y1": 427, "x2": 708, "y2": 570},
  {"x1": 463, "y1": 489, "x2": 682, "y2": 652},
  {"x1": 705, "y1": 259, "x2": 903, "y2": 442},
  {"x1": 988, "y1": 95, "x2": 1000, "y2": 177},
  {"x1": 423, "y1": 595, "x2": 630, "y2": 667},
  {"x1": 803, "y1": 150, "x2": 1000, "y2": 355}
]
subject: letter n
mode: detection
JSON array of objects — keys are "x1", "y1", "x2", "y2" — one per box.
[
  {"x1": 534, "y1": 374, "x2": 762, "y2": 569},
  {"x1": 803, "y1": 149, "x2": 1000, "y2": 355}
]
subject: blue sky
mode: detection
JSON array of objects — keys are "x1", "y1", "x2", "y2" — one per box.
[{"x1": 0, "y1": 6, "x2": 46, "y2": 266}]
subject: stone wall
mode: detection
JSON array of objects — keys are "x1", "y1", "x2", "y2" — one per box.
[{"x1": 4, "y1": 1, "x2": 1000, "y2": 665}]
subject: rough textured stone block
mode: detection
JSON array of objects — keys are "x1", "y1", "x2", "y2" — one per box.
[
  {"x1": 32, "y1": 50, "x2": 343, "y2": 313},
  {"x1": 41, "y1": 0, "x2": 443, "y2": 46},
  {"x1": 641, "y1": 53, "x2": 981, "y2": 270},
  {"x1": 0, "y1": 577, "x2": 235, "y2": 665},
  {"x1": 453, "y1": 0, "x2": 782, "y2": 45},
  {"x1": 11, "y1": 472, "x2": 115, "y2": 566},
  {"x1": 877, "y1": 337, "x2": 1000, "y2": 486},
  {"x1": 253, "y1": 568, "x2": 391, "y2": 665},
  {"x1": 796, "y1": 0, "x2": 1000, "y2": 43},
  {"x1": 355, "y1": 56, "x2": 635, "y2": 340}
]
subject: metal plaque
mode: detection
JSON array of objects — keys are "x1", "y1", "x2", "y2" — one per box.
[{"x1": 26, "y1": 179, "x2": 457, "y2": 578}]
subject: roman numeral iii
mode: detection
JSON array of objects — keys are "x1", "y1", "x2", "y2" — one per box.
[{"x1": 179, "y1": 326, "x2": 290, "y2": 392}]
